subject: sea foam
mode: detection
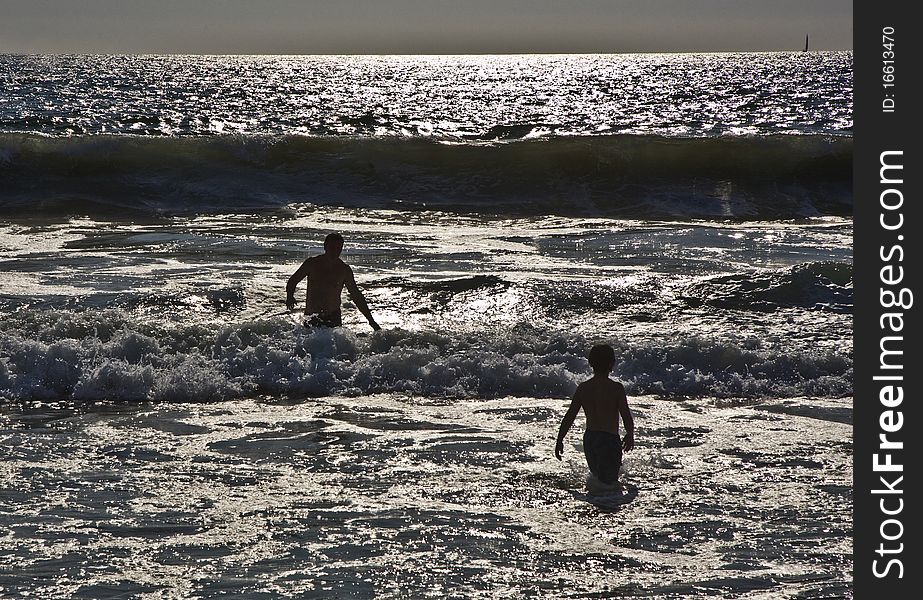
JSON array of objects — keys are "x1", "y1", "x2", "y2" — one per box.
[{"x1": 0, "y1": 309, "x2": 852, "y2": 403}]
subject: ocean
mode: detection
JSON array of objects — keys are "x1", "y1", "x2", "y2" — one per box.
[{"x1": 1, "y1": 53, "x2": 852, "y2": 598}]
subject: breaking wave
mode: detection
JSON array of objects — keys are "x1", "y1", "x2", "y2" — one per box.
[{"x1": 0, "y1": 309, "x2": 852, "y2": 403}]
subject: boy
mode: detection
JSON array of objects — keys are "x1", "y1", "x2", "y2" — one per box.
[{"x1": 555, "y1": 344, "x2": 635, "y2": 486}]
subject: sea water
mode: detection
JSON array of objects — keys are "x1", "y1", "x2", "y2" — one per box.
[{"x1": 1, "y1": 54, "x2": 852, "y2": 598}]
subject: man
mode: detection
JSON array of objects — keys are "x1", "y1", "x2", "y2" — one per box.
[{"x1": 286, "y1": 233, "x2": 381, "y2": 331}]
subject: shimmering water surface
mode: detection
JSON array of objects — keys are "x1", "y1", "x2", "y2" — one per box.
[
  {"x1": 1, "y1": 53, "x2": 852, "y2": 598},
  {"x1": 1, "y1": 396, "x2": 851, "y2": 598},
  {"x1": 2, "y1": 53, "x2": 851, "y2": 137}
]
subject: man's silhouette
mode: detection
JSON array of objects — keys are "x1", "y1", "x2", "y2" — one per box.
[{"x1": 286, "y1": 233, "x2": 380, "y2": 330}]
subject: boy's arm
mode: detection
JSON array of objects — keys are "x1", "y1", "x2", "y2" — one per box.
[
  {"x1": 617, "y1": 383, "x2": 635, "y2": 452},
  {"x1": 554, "y1": 391, "x2": 582, "y2": 460}
]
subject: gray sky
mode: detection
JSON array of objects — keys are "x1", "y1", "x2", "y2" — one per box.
[{"x1": 1, "y1": 0, "x2": 852, "y2": 54}]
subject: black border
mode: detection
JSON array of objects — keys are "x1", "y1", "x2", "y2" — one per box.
[{"x1": 854, "y1": 1, "x2": 918, "y2": 596}]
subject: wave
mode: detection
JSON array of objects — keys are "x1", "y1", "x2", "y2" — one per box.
[
  {"x1": 0, "y1": 133, "x2": 851, "y2": 219},
  {"x1": 681, "y1": 262, "x2": 852, "y2": 313},
  {"x1": 0, "y1": 309, "x2": 851, "y2": 403},
  {"x1": 370, "y1": 268, "x2": 851, "y2": 316}
]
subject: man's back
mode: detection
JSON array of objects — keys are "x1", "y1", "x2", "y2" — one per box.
[
  {"x1": 575, "y1": 376, "x2": 626, "y2": 434},
  {"x1": 286, "y1": 233, "x2": 381, "y2": 331},
  {"x1": 302, "y1": 254, "x2": 350, "y2": 315}
]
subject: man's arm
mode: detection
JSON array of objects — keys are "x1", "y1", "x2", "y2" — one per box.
[
  {"x1": 344, "y1": 267, "x2": 381, "y2": 330},
  {"x1": 616, "y1": 383, "x2": 635, "y2": 452},
  {"x1": 286, "y1": 260, "x2": 311, "y2": 310},
  {"x1": 555, "y1": 390, "x2": 582, "y2": 460}
]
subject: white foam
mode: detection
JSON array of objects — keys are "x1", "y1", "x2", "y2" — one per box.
[
  {"x1": 0, "y1": 310, "x2": 852, "y2": 403},
  {"x1": 73, "y1": 360, "x2": 154, "y2": 401}
]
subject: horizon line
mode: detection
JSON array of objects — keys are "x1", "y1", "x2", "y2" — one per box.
[{"x1": 0, "y1": 49, "x2": 853, "y2": 57}]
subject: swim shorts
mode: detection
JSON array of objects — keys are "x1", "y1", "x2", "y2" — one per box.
[
  {"x1": 583, "y1": 429, "x2": 623, "y2": 484},
  {"x1": 305, "y1": 311, "x2": 342, "y2": 328}
]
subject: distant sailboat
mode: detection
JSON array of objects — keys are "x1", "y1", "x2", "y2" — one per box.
[{"x1": 802, "y1": 34, "x2": 809, "y2": 52}]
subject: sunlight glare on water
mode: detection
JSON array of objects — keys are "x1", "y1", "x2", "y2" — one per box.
[
  {"x1": 0, "y1": 52, "x2": 853, "y2": 598},
  {"x1": 1, "y1": 53, "x2": 851, "y2": 137}
]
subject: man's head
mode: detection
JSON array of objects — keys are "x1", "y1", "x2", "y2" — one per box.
[
  {"x1": 323, "y1": 232, "x2": 345, "y2": 257},
  {"x1": 588, "y1": 344, "x2": 616, "y2": 376}
]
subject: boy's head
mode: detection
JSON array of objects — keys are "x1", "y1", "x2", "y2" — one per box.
[{"x1": 588, "y1": 344, "x2": 616, "y2": 375}]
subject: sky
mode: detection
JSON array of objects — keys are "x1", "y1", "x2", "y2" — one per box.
[{"x1": 1, "y1": 0, "x2": 852, "y2": 54}]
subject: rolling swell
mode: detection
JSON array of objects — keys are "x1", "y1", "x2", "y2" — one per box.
[
  {"x1": 682, "y1": 262, "x2": 852, "y2": 313},
  {"x1": 0, "y1": 133, "x2": 851, "y2": 219}
]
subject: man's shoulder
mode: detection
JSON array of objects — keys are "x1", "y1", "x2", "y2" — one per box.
[
  {"x1": 298, "y1": 255, "x2": 322, "y2": 271},
  {"x1": 306, "y1": 255, "x2": 349, "y2": 269}
]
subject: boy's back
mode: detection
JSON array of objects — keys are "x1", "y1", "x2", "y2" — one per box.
[{"x1": 574, "y1": 376, "x2": 626, "y2": 435}]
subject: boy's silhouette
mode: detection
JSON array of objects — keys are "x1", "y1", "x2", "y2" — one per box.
[{"x1": 555, "y1": 344, "x2": 635, "y2": 486}]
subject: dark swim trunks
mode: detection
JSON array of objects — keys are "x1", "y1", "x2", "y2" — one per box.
[
  {"x1": 305, "y1": 311, "x2": 342, "y2": 328},
  {"x1": 583, "y1": 430, "x2": 623, "y2": 484}
]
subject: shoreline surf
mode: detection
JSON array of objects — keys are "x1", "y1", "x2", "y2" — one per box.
[{"x1": 0, "y1": 393, "x2": 852, "y2": 598}]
